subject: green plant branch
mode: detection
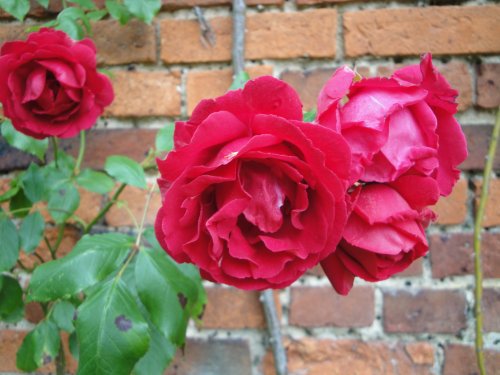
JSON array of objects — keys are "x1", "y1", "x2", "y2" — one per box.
[
  {"x1": 50, "y1": 224, "x2": 66, "y2": 260},
  {"x1": 83, "y1": 183, "x2": 126, "y2": 234},
  {"x1": 74, "y1": 130, "x2": 86, "y2": 176},
  {"x1": 51, "y1": 137, "x2": 59, "y2": 169},
  {"x1": 474, "y1": 106, "x2": 500, "y2": 375}
]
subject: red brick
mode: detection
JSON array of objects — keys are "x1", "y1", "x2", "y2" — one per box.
[
  {"x1": 443, "y1": 344, "x2": 500, "y2": 375},
  {"x1": 165, "y1": 339, "x2": 252, "y2": 375},
  {"x1": 289, "y1": 286, "x2": 374, "y2": 328},
  {"x1": 0, "y1": 23, "x2": 27, "y2": 44},
  {"x1": 186, "y1": 66, "x2": 273, "y2": 115},
  {"x1": 281, "y1": 68, "x2": 335, "y2": 112},
  {"x1": 160, "y1": 10, "x2": 337, "y2": 64},
  {"x1": 475, "y1": 177, "x2": 500, "y2": 227},
  {"x1": 383, "y1": 289, "x2": 466, "y2": 333},
  {"x1": 344, "y1": 6, "x2": 500, "y2": 57},
  {"x1": 57, "y1": 129, "x2": 157, "y2": 170},
  {"x1": 431, "y1": 177, "x2": 468, "y2": 225},
  {"x1": 25, "y1": 302, "x2": 44, "y2": 324},
  {"x1": 104, "y1": 71, "x2": 181, "y2": 117},
  {"x1": 263, "y1": 339, "x2": 435, "y2": 375},
  {"x1": 461, "y1": 125, "x2": 500, "y2": 172},
  {"x1": 430, "y1": 232, "x2": 500, "y2": 279},
  {"x1": 483, "y1": 288, "x2": 500, "y2": 333},
  {"x1": 92, "y1": 20, "x2": 157, "y2": 66},
  {"x1": 73, "y1": 188, "x2": 102, "y2": 224},
  {"x1": 105, "y1": 183, "x2": 161, "y2": 227},
  {"x1": 0, "y1": 330, "x2": 77, "y2": 373},
  {"x1": 477, "y1": 64, "x2": 500, "y2": 109},
  {"x1": 202, "y1": 287, "x2": 280, "y2": 329}
]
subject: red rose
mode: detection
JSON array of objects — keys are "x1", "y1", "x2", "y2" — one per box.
[
  {"x1": 321, "y1": 184, "x2": 431, "y2": 295},
  {"x1": 317, "y1": 53, "x2": 467, "y2": 196},
  {"x1": 0, "y1": 29, "x2": 113, "y2": 139},
  {"x1": 155, "y1": 76, "x2": 351, "y2": 290}
]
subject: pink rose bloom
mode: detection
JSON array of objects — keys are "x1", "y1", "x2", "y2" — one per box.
[
  {"x1": 317, "y1": 53, "x2": 467, "y2": 196},
  {"x1": 155, "y1": 76, "x2": 351, "y2": 290},
  {"x1": 0, "y1": 29, "x2": 113, "y2": 139},
  {"x1": 321, "y1": 184, "x2": 431, "y2": 295}
]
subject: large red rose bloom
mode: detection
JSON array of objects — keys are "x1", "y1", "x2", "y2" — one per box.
[
  {"x1": 0, "y1": 28, "x2": 113, "y2": 139},
  {"x1": 155, "y1": 76, "x2": 351, "y2": 290}
]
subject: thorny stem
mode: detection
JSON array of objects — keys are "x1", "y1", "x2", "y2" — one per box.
[
  {"x1": 474, "y1": 106, "x2": 500, "y2": 375},
  {"x1": 83, "y1": 183, "x2": 126, "y2": 234}
]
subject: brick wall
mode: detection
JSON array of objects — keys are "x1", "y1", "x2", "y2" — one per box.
[{"x1": 1, "y1": 0, "x2": 500, "y2": 374}]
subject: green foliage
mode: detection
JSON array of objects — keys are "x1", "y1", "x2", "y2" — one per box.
[
  {"x1": 36, "y1": 0, "x2": 49, "y2": 7},
  {"x1": 0, "y1": 216, "x2": 20, "y2": 271},
  {"x1": 76, "y1": 278, "x2": 150, "y2": 375},
  {"x1": 28, "y1": 233, "x2": 134, "y2": 302},
  {"x1": 303, "y1": 109, "x2": 317, "y2": 123},
  {"x1": 105, "y1": 155, "x2": 147, "y2": 189},
  {"x1": 76, "y1": 169, "x2": 115, "y2": 194},
  {"x1": 69, "y1": 0, "x2": 97, "y2": 10},
  {"x1": 155, "y1": 123, "x2": 175, "y2": 153},
  {"x1": 0, "y1": 179, "x2": 20, "y2": 203},
  {"x1": 21, "y1": 163, "x2": 46, "y2": 203},
  {"x1": 16, "y1": 321, "x2": 61, "y2": 372},
  {"x1": 0, "y1": 0, "x2": 30, "y2": 20},
  {"x1": 1, "y1": 120, "x2": 48, "y2": 161},
  {"x1": 0, "y1": 275, "x2": 24, "y2": 323},
  {"x1": 51, "y1": 301, "x2": 76, "y2": 333},
  {"x1": 19, "y1": 211, "x2": 45, "y2": 254},
  {"x1": 47, "y1": 181, "x2": 80, "y2": 224},
  {"x1": 229, "y1": 71, "x2": 250, "y2": 90},
  {"x1": 56, "y1": 7, "x2": 90, "y2": 40},
  {"x1": 123, "y1": 0, "x2": 161, "y2": 24},
  {"x1": 133, "y1": 325, "x2": 175, "y2": 375},
  {"x1": 105, "y1": 0, "x2": 132, "y2": 24},
  {"x1": 9, "y1": 188, "x2": 31, "y2": 218}
]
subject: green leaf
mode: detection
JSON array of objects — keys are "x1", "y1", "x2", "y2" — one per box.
[
  {"x1": 0, "y1": 0, "x2": 30, "y2": 20},
  {"x1": 0, "y1": 179, "x2": 20, "y2": 203},
  {"x1": 0, "y1": 216, "x2": 20, "y2": 271},
  {"x1": 123, "y1": 0, "x2": 160, "y2": 24},
  {"x1": 69, "y1": 331, "x2": 79, "y2": 360},
  {"x1": 36, "y1": 0, "x2": 49, "y2": 8},
  {"x1": 132, "y1": 324, "x2": 175, "y2": 375},
  {"x1": 51, "y1": 301, "x2": 76, "y2": 333},
  {"x1": 105, "y1": 0, "x2": 131, "y2": 24},
  {"x1": 87, "y1": 9, "x2": 108, "y2": 21},
  {"x1": 9, "y1": 188, "x2": 31, "y2": 218},
  {"x1": 1, "y1": 120, "x2": 48, "y2": 160},
  {"x1": 229, "y1": 71, "x2": 250, "y2": 90},
  {"x1": 155, "y1": 123, "x2": 174, "y2": 153},
  {"x1": 76, "y1": 279, "x2": 150, "y2": 375},
  {"x1": 56, "y1": 7, "x2": 87, "y2": 40},
  {"x1": 135, "y1": 247, "x2": 205, "y2": 346},
  {"x1": 76, "y1": 169, "x2": 115, "y2": 194},
  {"x1": 47, "y1": 182, "x2": 80, "y2": 224},
  {"x1": 16, "y1": 321, "x2": 61, "y2": 372},
  {"x1": 20, "y1": 163, "x2": 46, "y2": 203},
  {"x1": 0, "y1": 275, "x2": 24, "y2": 323},
  {"x1": 69, "y1": 0, "x2": 96, "y2": 9},
  {"x1": 28, "y1": 233, "x2": 134, "y2": 302},
  {"x1": 105, "y1": 156, "x2": 147, "y2": 189},
  {"x1": 303, "y1": 109, "x2": 317, "y2": 122},
  {"x1": 19, "y1": 211, "x2": 45, "y2": 254},
  {"x1": 54, "y1": 151, "x2": 76, "y2": 177}
]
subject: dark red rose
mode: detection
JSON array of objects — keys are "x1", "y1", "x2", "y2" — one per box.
[
  {"x1": 155, "y1": 76, "x2": 351, "y2": 290},
  {"x1": 321, "y1": 184, "x2": 432, "y2": 295},
  {"x1": 0, "y1": 28, "x2": 113, "y2": 139}
]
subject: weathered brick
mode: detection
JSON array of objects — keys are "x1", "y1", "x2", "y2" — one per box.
[
  {"x1": 73, "y1": 188, "x2": 102, "y2": 224},
  {"x1": 289, "y1": 286, "x2": 374, "y2": 328},
  {"x1": 483, "y1": 288, "x2": 500, "y2": 333},
  {"x1": 165, "y1": 338, "x2": 252, "y2": 375},
  {"x1": 477, "y1": 63, "x2": 500, "y2": 109},
  {"x1": 430, "y1": 232, "x2": 500, "y2": 279},
  {"x1": 280, "y1": 68, "x2": 335, "y2": 112},
  {"x1": 25, "y1": 301, "x2": 44, "y2": 324},
  {"x1": 18, "y1": 226, "x2": 80, "y2": 269},
  {"x1": 186, "y1": 65, "x2": 273, "y2": 115},
  {"x1": 0, "y1": 23, "x2": 27, "y2": 44},
  {"x1": 383, "y1": 289, "x2": 466, "y2": 333},
  {"x1": 263, "y1": 339, "x2": 435, "y2": 375},
  {"x1": 344, "y1": 6, "x2": 500, "y2": 57},
  {"x1": 394, "y1": 258, "x2": 423, "y2": 277},
  {"x1": 461, "y1": 125, "x2": 500, "y2": 171},
  {"x1": 202, "y1": 287, "x2": 280, "y2": 329},
  {"x1": 0, "y1": 330, "x2": 77, "y2": 373},
  {"x1": 431, "y1": 177, "x2": 468, "y2": 225},
  {"x1": 57, "y1": 129, "x2": 157, "y2": 169},
  {"x1": 92, "y1": 20, "x2": 157, "y2": 66},
  {"x1": 161, "y1": 10, "x2": 337, "y2": 64},
  {"x1": 443, "y1": 344, "x2": 500, "y2": 375},
  {"x1": 104, "y1": 70, "x2": 181, "y2": 117},
  {"x1": 105, "y1": 184, "x2": 161, "y2": 227},
  {"x1": 0, "y1": 136, "x2": 39, "y2": 173},
  {"x1": 474, "y1": 177, "x2": 500, "y2": 227}
]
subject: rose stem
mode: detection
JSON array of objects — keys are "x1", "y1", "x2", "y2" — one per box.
[
  {"x1": 232, "y1": 0, "x2": 246, "y2": 81},
  {"x1": 73, "y1": 130, "x2": 86, "y2": 176},
  {"x1": 474, "y1": 106, "x2": 500, "y2": 375}
]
